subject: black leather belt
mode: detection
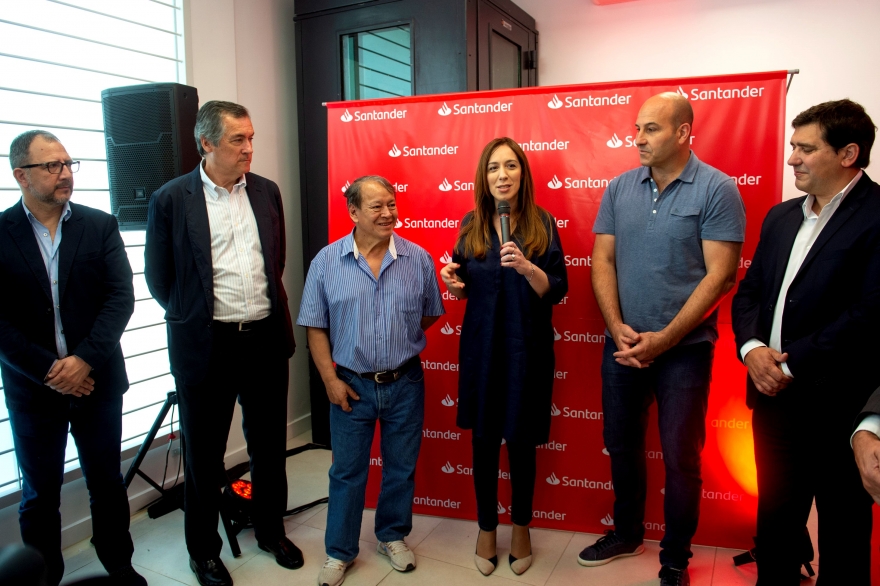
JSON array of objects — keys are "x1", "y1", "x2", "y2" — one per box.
[
  {"x1": 212, "y1": 316, "x2": 271, "y2": 334},
  {"x1": 353, "y1": 355, "x2": 419, "y2": 384}
]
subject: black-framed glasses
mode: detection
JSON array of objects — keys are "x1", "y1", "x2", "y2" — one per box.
[{"x1": 19, "y1": 161, "x2": 80, "y2": 174}]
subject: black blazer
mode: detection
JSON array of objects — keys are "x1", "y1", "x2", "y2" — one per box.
[
  {"x1": 857, "y1": 387, "x2": 880, "y2": 428},
  {"x1": 144, "y1": 165, "x2": 295, "y2": 385},
  {"x1": 0, "y1": 201, "x2": 134, "y2": 412},
  {"x1": 731, "y1": 172, "x2": 880, "y2": 410}
]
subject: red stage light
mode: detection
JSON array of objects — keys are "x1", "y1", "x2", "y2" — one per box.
[{"x1": 230, "y1": 479, "x2": 253, "y2": 500}]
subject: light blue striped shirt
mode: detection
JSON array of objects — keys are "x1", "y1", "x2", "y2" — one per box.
[
  {"x1": 297, "y1": 230, "x2": 445, "y2": 372},
  {"x1": 22, "y1": 198, "x2": 72, "y2": 359}
]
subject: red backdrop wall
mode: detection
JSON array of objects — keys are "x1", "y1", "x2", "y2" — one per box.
[{"x1": 326, "y1": 71, "x2": 799, "y2": 551}]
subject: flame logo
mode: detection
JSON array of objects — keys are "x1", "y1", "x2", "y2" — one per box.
[
  {"x1": 441, "y1": 461, "x2": 455, "y2": 473},
  {"x1": 440, "y1": 251, "x2": 452, "y2": 264},
  {"x1": 395, "y1": 219, "x2": 403, "y2": 228},
  {"x1": 440, "y1": 322, "x2": 455, "y2": 335},
  {"x1": 550, "y1": 403, "x2": 561, "y2": 416},
  {"x1": 497, "y1": 502, "x2": 507, "y2": 514},
  {"x1": 441, "y1": 394, "x2": 455, "y2": 407},
  {"x1": 602, "y1": 448, "x2": 610, "y2": 456},
  {"x1": 601, "y1": 514, "x2": 614, "y2": 526},
  {"x1": 388, "y1": 144, "x2": 402, "y2": 157},
  {"x1": 340, "y1": 109, "x2": 353, "y2": 122},
  {"x1": 548, "y1": 175, "x2": 563, "y2": 189},
  {"x1": 546, "y1": 472, "x2": 561, "y2": 485},
  {"x1": 438, "y1": 103, "x2": 452, "y2": 116},
  {"x1": 553, "y1": 328, "x2": 562, "y2": 341},
  {"x1": 439, "y1": 178, "x2": 453, "y2": 191},
  {"x1": 341, "y1": 180, "x2": 351, "y2": 193},
  {"x1": 548, "y1": 95, "x2": 563, "y2": 109},
  {"x1": 677, "y1": 86, "x2": 689, "y2": 99},
  {"x1": 606, "y1": 133, "x2": 623, "y2": 148}
]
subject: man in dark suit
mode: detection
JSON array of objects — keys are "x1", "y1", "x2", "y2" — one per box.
[
  {"x1": 145, "y1": 101, "x2": 300, "y2": 586},
  {"x1": 0, "y1": 130, "x2": 141, "y2": 585},
  {"x1": 732, "y1": 99, "x2": 880, "y2": 585},
  {"x1": 853, "y1": 387, "x2": 880, "y2": 504}
]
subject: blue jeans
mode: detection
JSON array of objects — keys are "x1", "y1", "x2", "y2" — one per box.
[
  {"x1": 325, "y1": 361, "x2": 425, "y2": 562},
  {"x1": 601, "y1": 340, "x2": 713, "y2": 569},
  {"x1": 9, "y1": 397, "x2": 133, "y2": 586}
]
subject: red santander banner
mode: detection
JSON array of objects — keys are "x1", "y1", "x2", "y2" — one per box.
[{"x1": 326, "y1": 72, "x2": 787, "y2": 550}]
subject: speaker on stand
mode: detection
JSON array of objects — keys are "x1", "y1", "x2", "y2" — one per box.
[{"x1": 101, "y1": 83, "x2": 200, "y2": 230}]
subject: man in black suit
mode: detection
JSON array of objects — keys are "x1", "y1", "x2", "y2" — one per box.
[
  {"x1": 853, "y1": 387, "x2": 880, "y2": 504},
  {"x1": 145, "y1": 101, "x2": 300, "y2": 586},
  {"x1": 0, "y1": 131, "x2": 141, "y2": 585},
  {"x1": 732, "y1": 99, "x2": 880, "y2": 585}
]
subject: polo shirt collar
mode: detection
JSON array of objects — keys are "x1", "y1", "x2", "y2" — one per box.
[
  {"x1": 345, "y1": 228, "x2": 398, "y2": 260},
  {"x1": 639, "y1": 150, "x2": 699, "y2": 184}
]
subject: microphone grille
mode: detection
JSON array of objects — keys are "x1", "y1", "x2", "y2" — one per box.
[{"x1": 497, "y1": 201, "x2": 511, "y2": 214}]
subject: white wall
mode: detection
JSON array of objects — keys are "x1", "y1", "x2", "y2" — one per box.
[{"x1": 514, "y1": 0, "x2": 880, "y2": 201}]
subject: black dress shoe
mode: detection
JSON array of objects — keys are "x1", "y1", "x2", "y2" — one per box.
[
  {"x1": 189, "y1": 557, "x2": 233, "y2": 586},
  {"x1": 107, "y1": 565, "x2": 148, "y2": 585},
  {"x1": 257, "y1": 536, "x2": 304, "y2": 569}
]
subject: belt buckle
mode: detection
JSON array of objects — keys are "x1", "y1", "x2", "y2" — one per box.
[
  {"x1": 238, "y1": 322, "x2": 245, "y2": 332},
  {"x1": 373, "y1": 371, "x2": 387, "y2": 383}
]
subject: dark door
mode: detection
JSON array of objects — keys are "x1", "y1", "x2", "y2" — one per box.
[{"x1": 477, "y1": 0, "x2": 537, "y2": 90}]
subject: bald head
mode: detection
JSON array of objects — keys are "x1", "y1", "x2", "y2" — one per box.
[
  {"x1": 644, "y1": 92, "x2": 694, "y2": 128},
  {"x1": 634, "y1": 93, "x2": 694, "y2": 172}
]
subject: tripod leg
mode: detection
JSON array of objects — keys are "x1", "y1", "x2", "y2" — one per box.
[
  {"x1": 124, "y1": 391, "x2": 176, "y2": 488},
  {"x1": 220, "y1": 509, "x2": 242, "y2": 558}
]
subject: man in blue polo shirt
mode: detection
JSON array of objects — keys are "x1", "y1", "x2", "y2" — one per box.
[
  {"x1": 578, "y1": 93, "x2": 746, "y2": 586},
  {"x1": 297, "y1": 175, "x2": 444, "y2": 586}
]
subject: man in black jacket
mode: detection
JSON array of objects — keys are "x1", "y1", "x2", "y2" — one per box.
[
  {"x1": 0, "y1": 130, "x2": 140, "y2": 585},
  {"x1": 732, "y1": 99, "x2": 880, "y2": 585}
]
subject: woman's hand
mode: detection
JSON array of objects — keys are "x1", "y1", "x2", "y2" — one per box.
[
  {"x1": 441, "y1": 262, "x2": 467, "y2": 298},
  {"x1": 500, "y1": 241, "x2": 532, "y2": 276}
]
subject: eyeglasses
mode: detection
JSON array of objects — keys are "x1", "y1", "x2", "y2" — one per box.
[{"x1": 19, "y1": 161, "x2": 80, "y2": 174}]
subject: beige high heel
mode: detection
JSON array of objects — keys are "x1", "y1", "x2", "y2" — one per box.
[
  {"x1": 509, "y1": 526, "x2": 532, "y2": 575},
  {"x1": 474, "y1": 529, "x2": 498, "y2": 576}
]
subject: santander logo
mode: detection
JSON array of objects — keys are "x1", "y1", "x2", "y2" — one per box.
[
  {"x1": 606, "y1": 133, "x2": 624, "y2": 148},
  {"x1": 548, "y1": 175, "x2": 563, "y2": 189},
  {"x1": 497, "y1": 502, "x2": 507, "y2": 514},
  {"x1": 548, "y1": 95, "x2": 564, "y2": 109},
  {"x1": 546, "y1": 472, "x2": 561, "y2": 485},
  {"x1": 439, "y1": 251, "x2": 452, "y2": 263},
  {"x1": 550, "y1": 403, "x2": 561, "y2": 416},
  {"x1": 602, "y1": 448, "x2": 610, "y2": 456},
  {"x1": 553, "y1": 328, "x2": 562, "y2": 341},
  {"x1": 394, "y1": 219, "x2": 403, "y2": 228},
  {"x1": 438, "y1": 103, "x2": 452, "y2": 116},
  {"x1": 388, "y1": 144, "x2": 402, "y2": 157},
  {"x1": 601, "y1": 514, "x2": 614, "y2": 526},
  {"x1": 677, "y1": 86, "x2": 689, "y2": 99},
  {"x1": 441, "y1": 394, "x2": 455, "y2": 407},
  {"x1": 340, "y1": 109, "x2": 354, "y2": 122},
  {"x1": 439, "y1": 178, "x2": 453, "y2": 191},
  {"x1": 440, "y1": 322, "x2": 455, "y2": 335},
  {"x1": 441, "y1": 462, "x2": 455, "y2": 474},
  {"x1": 341, "y1": 180, "x2": 351, "y2": 193}
]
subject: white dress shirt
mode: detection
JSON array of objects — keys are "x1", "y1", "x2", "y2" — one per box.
[
  {"x1": 739, "y1": 171, "x2": 863, "y2": 376},
  {"x1": 200, "y1": 163, "x2": 271, "y2": 323}
]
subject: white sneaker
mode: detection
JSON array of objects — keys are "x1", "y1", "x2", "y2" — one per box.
[
  {"x1": 377, "y1": 540, "x2": 416, "y2": 572},
  {"x1": 318, "y1": 556, "x2": 351, "y2": 586}
]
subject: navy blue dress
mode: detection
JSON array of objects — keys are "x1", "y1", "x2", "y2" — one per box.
[{"x1": 453, "y1": 211, "x2": 568, "y2": 445}]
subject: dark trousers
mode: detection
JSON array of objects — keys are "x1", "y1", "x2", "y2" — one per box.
[
  {"x1": 601, "y1": 340, "x2": 713, "y2": 569},
  {"x1": 9, "y1": 396, "x2": 133, "y2": 586},
  {"x1": 472, "y1": 435, "x2": 537, "y2": 529},
  {"x1": 753, "y1": 392, "x2": 873, "y2": 585},
  {"x1": 176, "y1": 323, "x2": 289, "y2": 561}
]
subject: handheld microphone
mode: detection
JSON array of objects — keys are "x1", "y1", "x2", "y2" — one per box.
[{"x1": 498, "y1": 201, "x2": 511, "y2": 245}]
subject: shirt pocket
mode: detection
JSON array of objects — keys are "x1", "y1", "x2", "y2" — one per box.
[{"x1": 668, "y1": 206, "x2": 701, "y2": 240}]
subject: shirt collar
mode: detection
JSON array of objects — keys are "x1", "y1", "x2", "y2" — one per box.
[
  {"x1": 802, "y1": 169, "x2": 862, "y2": 219},
  {"x1": 345, "y1": 229, "x2": 398, "y2": 260},
  {"x1": 639, "y1": 150, "x2": 699, "y2": 184},
  {"x1": 199, "y1": 160, "x2": 247, "y2": 200},
  {"x1": 21, "y1": 197, "x2": 72, "y2": 224}
]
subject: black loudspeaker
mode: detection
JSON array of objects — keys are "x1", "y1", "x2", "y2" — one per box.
[{"x1": 101, "y1": 83, "x2": 200, "y2": 230}]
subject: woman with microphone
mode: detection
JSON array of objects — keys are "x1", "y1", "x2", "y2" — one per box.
[{"x1": 440, "y1": 137, "x2": 568, "y2": 576}]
